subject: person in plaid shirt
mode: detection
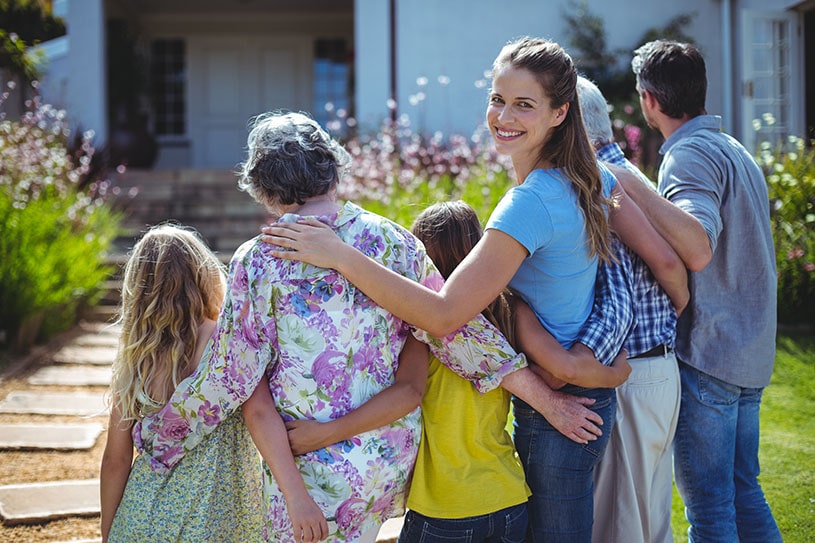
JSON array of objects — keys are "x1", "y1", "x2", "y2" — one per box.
[{"x1": 577, "y1": 76, "x2": 686, "y2": 543}]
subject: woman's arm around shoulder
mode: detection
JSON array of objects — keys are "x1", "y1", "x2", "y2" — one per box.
[{"x1": 262, "y1": 218, "x2": 526, "y2": 337}]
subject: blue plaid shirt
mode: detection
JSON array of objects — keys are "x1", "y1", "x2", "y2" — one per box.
[
  {"x1": 575, "y1": 235, "x2": 634, "y2": 365},
  {"x1": 588, "y1": 143, "x2": 678, "y2": 358}
]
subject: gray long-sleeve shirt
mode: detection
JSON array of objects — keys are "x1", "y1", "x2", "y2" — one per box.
[{"x1": 658, "y1": 115, "x2": 777, "y2": 388}]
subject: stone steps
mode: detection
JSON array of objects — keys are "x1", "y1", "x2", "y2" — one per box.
[{"x1": 111, "y1": 168, "x2": 272, "y2": 257}]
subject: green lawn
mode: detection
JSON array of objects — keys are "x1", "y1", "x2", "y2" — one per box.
[{"x1": 671, "y1": 333, "x2": 815, "y2": 542}]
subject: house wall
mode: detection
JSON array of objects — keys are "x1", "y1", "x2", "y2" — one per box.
[{"x1": 356, "y1": 0, "x2": 725, "y2": 138}]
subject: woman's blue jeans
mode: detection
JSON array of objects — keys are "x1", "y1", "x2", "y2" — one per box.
[
  {"x1": 397, "y1": 503, "x2": 528, "y2": 543},
  {"x1": 673, "y1": 362, "x2": 782, "y2": 543},
  {"x1": 512, "y1": 385, "x2": 616, "y2": 543}
]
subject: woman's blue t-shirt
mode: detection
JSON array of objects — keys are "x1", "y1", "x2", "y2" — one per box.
[{"x1": 485, "y1": 163, "x2": 616, "y2": 348}]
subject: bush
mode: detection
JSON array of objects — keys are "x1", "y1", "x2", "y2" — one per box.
[
  {"x1": 336, "y1": 116, "x2": 514, "y2": 228},
  {"x1": 757, "y1": 131, "x2": 815, "y2": 326},
  {"x1": 0, "y1": 83, "x2": 122, "y2": 350}
]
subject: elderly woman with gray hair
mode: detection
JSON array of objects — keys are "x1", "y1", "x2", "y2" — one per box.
[{"x1": 131, "y1": 111, "x2": 588, "y2": 543}]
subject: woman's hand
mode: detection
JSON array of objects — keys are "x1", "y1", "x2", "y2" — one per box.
[
  {"x1": 261, "y1": 218, "x2": 347, "y2": 270},
  {"x1": 286, "y1": 420, "x2": 333, "y2": 455}
]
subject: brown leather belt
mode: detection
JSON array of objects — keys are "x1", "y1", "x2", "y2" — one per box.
[{"x1": 630, "y1": 344, "x2": 672, "y2": 359}]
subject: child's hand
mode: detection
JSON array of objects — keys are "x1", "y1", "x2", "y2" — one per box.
[
  {"x1": 286, "y1": 494, "x2": 329, "y2": 542},
  {"x1": 286, "y1": 420, "x2": 333, "y2": 455}
]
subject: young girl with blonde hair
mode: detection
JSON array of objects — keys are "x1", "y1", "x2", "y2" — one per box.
[{"x1": 100, "y1": 223, "x2": 326, "y2": 542}]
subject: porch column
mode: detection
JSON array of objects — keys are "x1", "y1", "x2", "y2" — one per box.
[
  {"x1": 66, "y1": 0, "x2": 107, "y2": 144},
  {"x1": 354, "y1": 0, "x2": 391, "y2": 131}
]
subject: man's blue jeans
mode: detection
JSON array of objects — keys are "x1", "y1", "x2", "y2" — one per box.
[
  {"x1": 397, "y1": 503, "x2": 528, "y2": 543},
  {"x1": 673, "y1": 362, "x2": 782, "y2": 543},
  {"x1": 512, "y1": 385, "x2": 616, "y2": 543}
]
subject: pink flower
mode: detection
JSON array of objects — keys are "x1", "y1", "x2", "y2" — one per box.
[
  {"x1": 335, "y1": 497, "x2": 367, "y2": 531},
  {"x1": 154, "y1": 410, "x2": 190, "y2": 442},
  {"x1": 804, "y1": 262, "x2": 815, "y2": 272},
  {"x1": 788, "y1": 248, "x2": 805, "y2": 259}
]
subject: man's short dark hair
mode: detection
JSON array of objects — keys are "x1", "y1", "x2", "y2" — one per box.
[{"x1": 632, "y1": 40, "x2": 707, "y2": 119}]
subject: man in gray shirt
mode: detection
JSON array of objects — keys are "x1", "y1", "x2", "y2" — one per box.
[{"x1": 615, "y1": 40, "x2": 782, "y2": 543}]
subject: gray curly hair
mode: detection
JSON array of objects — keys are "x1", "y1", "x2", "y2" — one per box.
[
  {"x1": 576, "y1": 76, "x2": 614, "y2": 150},
  {"x1": 237, "y1": 111, "x2": 351, "y2": 207}
]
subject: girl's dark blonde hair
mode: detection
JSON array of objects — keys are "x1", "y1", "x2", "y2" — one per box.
[
  {"x1": 111, "y1": 224, "x2": 226, "y2": 422},
  {"x1": 494, "y1": 37, "x2": 613, "y2": 263},
  {"x1": 412, "y1": 201, "x2": 517, "y2": 348}
]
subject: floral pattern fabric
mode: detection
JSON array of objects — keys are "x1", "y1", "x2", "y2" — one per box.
[
  {"x1": 134, "y1": 201, "x2": 526, "y2": 542},
  {"x1": 109, "y1": 413, "x2": 263, "y2": 542}
]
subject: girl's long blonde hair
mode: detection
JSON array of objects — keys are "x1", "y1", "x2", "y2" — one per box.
[
  {"x1": 494, "y1": 37, "x2": 614, "y2": 263},
  {"x1": 111, "y1": 224, "x2": 226, "y2": 423}
]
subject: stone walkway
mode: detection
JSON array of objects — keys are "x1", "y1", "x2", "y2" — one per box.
[{"x1": 0, "y1": 320, "x2": 405, "y2": 542}]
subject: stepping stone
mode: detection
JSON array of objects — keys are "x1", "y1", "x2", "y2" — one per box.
[
  {"x1": 0, "y1": 423, "x2": 105, "y2": 450},
  {"x1": 28, "y1": 365, "x2": 112, "y2": 387},
  {"x1": 376, "y1": 516, "x2": 404, "y2": 542},
  {"x1": 0, "y1": 479, "x2": 99, "y2": 524},
  {"x1": 80, "y1": 322, "x2": 122, "y2": 336},
  {"x1": 53, "y1": 345, "x2": 116, "y2": 366},
  {"x1": 0, "y1": 391, "x2": 107, "y2": 417},
  {"x1": 73, "y1": 333, "x2": 120, "y2": 348}
]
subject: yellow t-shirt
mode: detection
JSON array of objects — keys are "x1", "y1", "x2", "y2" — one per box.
[{"x1": 406, "y1": 355, "x2": 530, "y2": 518}]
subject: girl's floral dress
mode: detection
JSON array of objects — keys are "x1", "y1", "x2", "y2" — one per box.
[
  {"x1": 109, "y1": 412, "x2": 263, "y2": 542},
  {"x1": 135, "y1": 202, "x2": 526, "y2": 542}
]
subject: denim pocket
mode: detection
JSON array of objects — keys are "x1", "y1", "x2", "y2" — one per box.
[
  {"x1": 697, "y1": 371, "x2": 740, "y2": 406},
  {"x1": 502, "y1": 503, "x2": 528, "y2": 543},
  {"x1": 419, "y1": 523, "x2": 473, "y2": 542}
]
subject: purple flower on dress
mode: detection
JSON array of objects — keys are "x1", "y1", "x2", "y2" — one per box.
[
  {"x1": 335, "y1": 497, "x2": 368, "y2": 532},
  {"x1": 312, "y1": 350, "x2": 349, "y2": 391},
  {"x1": 198, "y1": 400, "x2": 222, "y2": 426},
  {"x1": 355, "y1": 231, "x2": 385, "y2": 257},
  {"x1": 313, "y1": 279, "x2": 336, "y2": 302}
]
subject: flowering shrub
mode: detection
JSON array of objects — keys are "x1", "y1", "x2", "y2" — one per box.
[
  {"x1": 0, "y1": 82, "x2": 122, "y2": 350},
  {"x1": 756, "y1": 127, "x2": 815, "y2": 326},
  {"x1": 334, "y1": 114, "x2": 515, "y2": 228}
]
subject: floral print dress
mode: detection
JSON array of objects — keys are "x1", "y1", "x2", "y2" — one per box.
[
  {"x1": 135, "y1": 202, "x2": 526, "y2": 542},
  {"x1": 109, "y1": 412, "x2": 263, "y2": 543}
]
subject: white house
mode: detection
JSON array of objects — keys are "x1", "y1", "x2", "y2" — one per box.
[{"x1": 34, "y1": 0, "x2": 814, "y2": 169}]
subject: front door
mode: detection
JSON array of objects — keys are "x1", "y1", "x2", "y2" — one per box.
[{"x1": 187, "y1": 36, "x2": 312, "y2": 168}]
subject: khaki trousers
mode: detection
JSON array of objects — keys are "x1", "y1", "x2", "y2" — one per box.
[{"x1": 592, "y1": 351, "x2": 681, "y2": 543}]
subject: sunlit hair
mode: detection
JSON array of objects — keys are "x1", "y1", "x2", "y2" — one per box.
[
  {"x1": 632, "y1": 40, "x2": 707, "y2": 119},
  {"x1": 237, "y1": 111, "x2": 351, "y2": 208},
  {"x1": 576, "y1": 76, "x2": 614, "y2": 149},
  {"x1": 111, "y1": 224, "x2": 226, "y2": 423},
  {"x1": 493, "y1": 37, "x2": 613, "y2": 263},
  {"x1": 411, "y1": 201, "x2": 517, "y2": 348}
]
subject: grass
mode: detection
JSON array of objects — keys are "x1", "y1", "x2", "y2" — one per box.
[{"x1": 670, "y1": 332, "x2": 815, "y2": 542}]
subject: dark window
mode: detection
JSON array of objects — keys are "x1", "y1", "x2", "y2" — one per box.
[
  {"x1": 313, "y1": 38, "x2": 352, "y2": 134},
  {"x1": 150, "y1": 39, "x2": 185, "y2": 136}
]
